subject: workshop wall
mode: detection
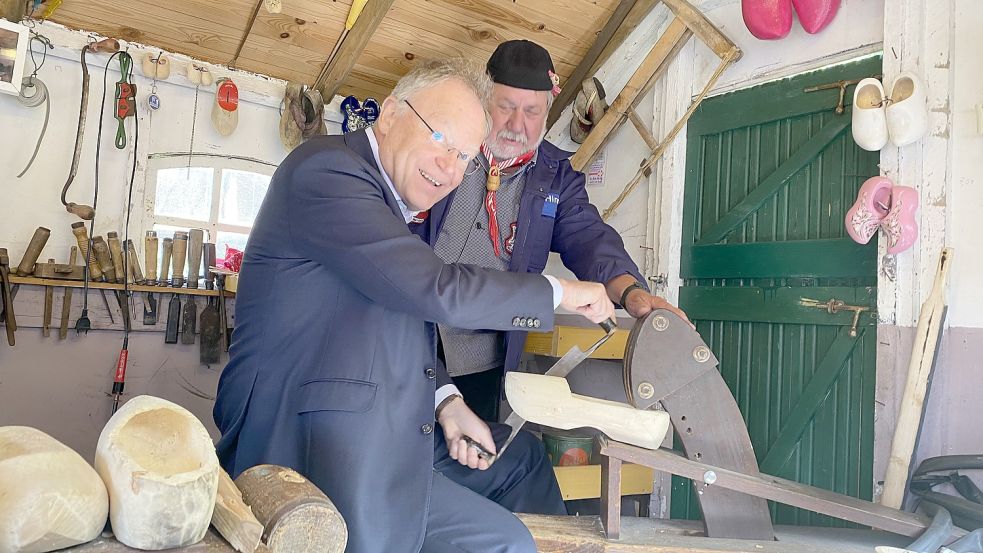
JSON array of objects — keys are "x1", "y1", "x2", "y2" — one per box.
[{"x1": 0, "y1": 24, "x2": 341, "y2": 460}]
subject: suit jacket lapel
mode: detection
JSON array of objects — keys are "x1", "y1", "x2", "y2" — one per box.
[{"x1": 342, "y1": 129, "x2": 404, "y2": 221}]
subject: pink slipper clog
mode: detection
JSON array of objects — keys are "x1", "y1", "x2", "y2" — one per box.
[
  {"x1": 880, "y1": 186, "x2": 919, "y2": 254},
  {"x1": 845, "y1": 176, "x2": 893, "y2": 244}
]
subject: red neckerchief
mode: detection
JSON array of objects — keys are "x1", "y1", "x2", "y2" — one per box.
[{"x1": 480, "y1": 144, "x2": 535, "y2": 256}]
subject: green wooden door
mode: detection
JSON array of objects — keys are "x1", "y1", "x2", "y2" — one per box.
[{"x1": 674, "y1": 56, "x2": 881, "y2": 527}]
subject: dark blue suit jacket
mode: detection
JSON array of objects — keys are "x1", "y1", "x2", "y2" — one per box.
[
  {"x1": 213, "y1": 130, "x2": 554, "y2": 553},
  {"x1": 413, "y1": 140, "x2": 644, "y2": 370}
]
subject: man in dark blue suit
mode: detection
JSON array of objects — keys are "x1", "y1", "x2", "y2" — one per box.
[
  {"x1": 213, "y1": 58, "x2": 615, "y2": 553},
  {"x1": 412, "y1": 40, "x2": 690, "y2": 422}
]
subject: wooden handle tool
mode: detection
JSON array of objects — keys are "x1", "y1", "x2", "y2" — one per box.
[
  {"x1": 145, "y1": 231, "x2": 159, "y2": 286},
  {"x1": 71, "y1": 222, "x2": 104, "y2": 281},
  {"x1": 91, "y1": 236, "x2": 116, "y2": 283},
  {"x1": 171, "y1": 231, "x2": 188, "y2": 287},
  {"x1": 160, "y1": 237, "x2": 173, "y2": 286},
  {"x1": 187, "y1": 229, "x2": 204, "y2": 289},
  {"x1": 107, "y1": 232, "x2": 125, "y2": 283},
  {"x1": 59, "y1": 247, "x2": 78, "y2": 339},
  {"x1": 15, "y1": 227, "x2": 50, "y2": 277},
  {"x1": 203, "y1": 243, "x2": 216, "y2": 291},
  {"x1": 42, "y1": 258, "x2": 54, "y2": 337},
  {"x1": 125, "y1": 240, "x2": 145, "y2": 284}
]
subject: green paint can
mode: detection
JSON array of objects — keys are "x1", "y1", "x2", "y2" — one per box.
[{"x1": 543, "y1": 430, "x2": 594, "y2": 467}]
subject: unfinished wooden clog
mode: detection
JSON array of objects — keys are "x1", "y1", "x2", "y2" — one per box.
[
  {"x1": 95, "y1": 395, "x2": 219, "y2": 550},
  {"x1": 0, "y1": 426, "x2": 108, "y2": 553}
]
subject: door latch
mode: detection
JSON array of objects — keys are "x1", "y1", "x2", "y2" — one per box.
[{"x1": 799, "y1": 297, "x2": 873, "y2": 337}]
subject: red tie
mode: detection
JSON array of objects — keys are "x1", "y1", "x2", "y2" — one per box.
[{"x1": 480, "y1": 145, "x2": 535, "y2": 257}]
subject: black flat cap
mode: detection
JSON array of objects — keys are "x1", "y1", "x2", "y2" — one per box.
[{"x1": 486, "y1": 40, "x2": 558, "y2": 92}]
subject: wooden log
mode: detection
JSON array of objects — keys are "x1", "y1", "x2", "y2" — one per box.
[
  {"x1": 235, "y1": 465, "x2": 347, "y2": 553},
  {"x1": 881, "y1": 248, "x2": 954, "y2": 509},
  {"x1": 212, "y1": 468, "x2": 264, "y2": 553},
  {"x1": 505, "y1": 372, "x2": 670, "y2": 450}
]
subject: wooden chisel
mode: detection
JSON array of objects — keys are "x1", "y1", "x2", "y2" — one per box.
[
  {"x1": 107, "y1": 232, "x2": 125, "y2": 283},
  {"x1": 143, "y1": 231, "x2": 159, "y2": 325},
  {"x1": 199, "y1": 243, "x2": 220, "y2": 364},
  {"x1": 59, "y1": 247, "x2": 78, "y2": 340},
  {"x1": 42, "y1": 258, "x2": 54, "y2": 337},
  {"x1": 71, "y1": 222, "x2": 115, "y2": 324},
  {"x1": 187, "y1": 229, "x2": 203, "y2": 289},
  {"x1": 159, "y1": 237, "x2": 172, "y2": 287},
  {"x1": 15, "y1": 227, "x2": 50, "y2": 277},
  {"x1": 165, "y1": 293, "x2": 180, "y2": 344},
  {"x1": 171, "y1": 231, "x2": 188, "y2": 288}
]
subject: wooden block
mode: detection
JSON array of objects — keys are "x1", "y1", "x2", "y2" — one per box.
[
  {"x1": 212, "y1": 468, "x2": 264, "y2": 553},
  {"x1": 553, "y1": 463, "x2": 654, "y2": 501},
  {"x1": 235, "y1": 465, "x2": 347, "y2": 553}
]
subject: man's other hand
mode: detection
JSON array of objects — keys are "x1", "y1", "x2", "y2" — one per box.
[
  {"x1": 437, "y1": 396, "x2": 496, "y2": 471},
  {"x1": 556, "y1": 279, "x2": 615, "y2": 324},
  {"x1": 624, "y1": 289, "x2": 691, "y2": 324}
]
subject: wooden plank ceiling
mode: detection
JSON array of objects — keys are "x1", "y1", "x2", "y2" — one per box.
[{"x1": 50, "y1": 0, "x2": 620, "y2": 100}]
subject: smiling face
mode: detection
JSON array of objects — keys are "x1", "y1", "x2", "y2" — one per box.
[
  {"x1": 485, "y1": 83, "x2": 550, "y2": 160},
  {"x1": 374, "y1": 78, "x2": 487, "y2": 212}
]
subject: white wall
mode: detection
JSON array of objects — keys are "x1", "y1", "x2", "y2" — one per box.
[{"x1": 0, "y1": 23, "x2": 342, "y2": 266}]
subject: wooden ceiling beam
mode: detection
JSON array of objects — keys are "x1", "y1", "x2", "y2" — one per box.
[
  {"x1": 314, "y1": 0, "x2": 395, "y2": 102},
  {"x1": 547, "y1": 0, "x2": 640, "y2": 129},
  {"x1": 1, "y1": 0, "x2": 26, "y2": 21}
]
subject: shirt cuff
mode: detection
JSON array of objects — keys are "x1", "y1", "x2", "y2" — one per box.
[
  {"x1": 435, "y1": 384, "x2": 462, "y2": 414},
  {"x1": 544, "y1": 275, "x2": 562, "y2": 309}
]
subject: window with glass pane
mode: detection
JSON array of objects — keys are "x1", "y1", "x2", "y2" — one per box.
[{"x1": 149, "y1": 160, "x2": 273, "y2": 262}]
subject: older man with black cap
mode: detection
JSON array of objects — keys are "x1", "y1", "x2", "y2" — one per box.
[{"x1": 410, "y1": 40, "x2": 689, "y2": 422}]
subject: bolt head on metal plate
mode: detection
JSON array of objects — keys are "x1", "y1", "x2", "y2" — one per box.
[
  {"x1": 652, "y1": 314, "x2": 669, "y2": 331},
  {"x1": 637, "y1": 381, "x2": 655, "y2": 399},
  {"x1": 693, "y1": 345, "x2": 711, "y2": 363}
]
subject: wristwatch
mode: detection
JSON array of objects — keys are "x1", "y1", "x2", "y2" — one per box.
[{"x1": 619, "y1": 281, "x2": 645, "y2": 308}]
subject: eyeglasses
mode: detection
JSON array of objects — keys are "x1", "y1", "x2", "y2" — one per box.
[{"x1": 403, "y1": 100, "x2": 474, "y2": 164}]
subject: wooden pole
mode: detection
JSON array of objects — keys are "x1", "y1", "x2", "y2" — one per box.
[{"x1": 881, "y1": 248, "x2": 954, "y2": 509}]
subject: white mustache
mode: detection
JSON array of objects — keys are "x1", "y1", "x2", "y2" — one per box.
[{"x1": 495, "y1": 130, "x2": 527, "y2": 145}]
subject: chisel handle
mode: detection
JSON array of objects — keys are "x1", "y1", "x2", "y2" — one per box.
[
  {"x1": 15, "y1": 227, "x2": 50, "y2": 277},
  {"x1": 42, "y1": 258, "x2": 54, "y2": 337},
  {"x1": 171, "y1": 232, "x2": 188, "y2": 287},
  {"x1": 91, "y1": 236, "x2": 116, "y2": 282},
  {"x1": 203, "y1": 243, "x2": 216, "y2": 291},
  {"x1": 145, "y1": 231, "x2": 158, "y2": 286},
  {"x1": 107, "y1": 232, "x2": 125, "y2": 283},
  {"x1": 125, "y1": 240, "x2": 145, "y2": 284},
  {"x1": 71, "y1": 222, "x2": 104, "y2": 281},
  {"x1": 187, "y1": 229, "x2": 204, "y2": 289},
  {"x1": 160, "y1": 238, "x2": 173, "y2": 286}
]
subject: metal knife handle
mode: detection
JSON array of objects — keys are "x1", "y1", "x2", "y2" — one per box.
[
  {"x1": 599, "y1": 317, "x2": 617, "y2": 334},
  {"x1": 462, "y1": 435, "x2": 496, "y2": 463}
]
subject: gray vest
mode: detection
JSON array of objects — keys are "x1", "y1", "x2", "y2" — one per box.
[{"x1": 434, "y1": 156, "x2": 531, "y2": 377}]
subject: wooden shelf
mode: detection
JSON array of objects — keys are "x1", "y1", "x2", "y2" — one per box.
[{"x1": 9, "y1": 276, "x2": 233, "y2": 298}]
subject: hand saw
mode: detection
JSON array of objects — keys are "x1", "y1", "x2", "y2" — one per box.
[{"x1": 486, "y1": 317, "x2": 618, "y2": 463}]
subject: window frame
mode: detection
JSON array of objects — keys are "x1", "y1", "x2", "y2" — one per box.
[{"x1": 144, "y1": 155, "x2": 276, "y2": 246}]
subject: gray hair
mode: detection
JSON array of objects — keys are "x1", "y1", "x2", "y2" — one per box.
[{"x1": 390, "y1": 58, "x2": 494, "y2": 134}]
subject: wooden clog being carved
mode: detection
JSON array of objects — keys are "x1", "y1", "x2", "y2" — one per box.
[
  {"x1": 95, "y1": 395, "x2": 219, "y2": 550},
  {"x1": 505, "y1": 373, "x2": 670, "y2": 450},
  {"x1": 0, "y1": 426, "x2": 108, "y2": 553}
]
